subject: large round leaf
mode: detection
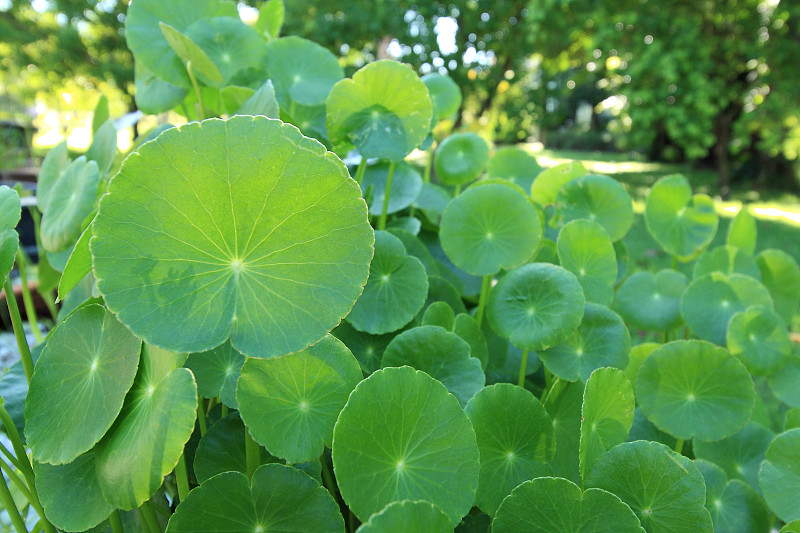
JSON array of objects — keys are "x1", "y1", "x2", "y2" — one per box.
[
  {"x1": 422, "y1": 73, "x2": 462, "y2": 118},
  {"x1": 759, "y1": 428, "x2": 800, "y2": 523},
  {"x1": 613, "y1": 270, "x2": 687, "y2": 332},
  {"x1": 265, "y1": 36, "x2": 343, "y2": 107},
  {"x1": 539, "y1": 303, "x2": 631, "y2": 382},
  {"x1": 585, "y1": 441, "x2": 714, "y2": 533},
  {"x1": 681, "y1": 273, "x2": 773, "y2": 346},
  {"x1": 487, "y1": 146, "x2": 542, "y2": 192},
  {"x1": 557, "y1": 219, "x2": 617, "y2": 306},
  {"x1": 41, "y1": 156, "x2": 99, "y2": 253},
  {"x1": 492, "y1": 477, "x2": 645, "y2": 533},
  {"x1": 465, "y1": 383, "x2": 555, "y2": 516},
  {"x1": 694, "y1": 460, "x2": 769, "y2": 533},
  {"x1": 184, "y1": 17, "x2": 266, "y2": 86},
  {"x1": 756, "y1": 249, "x2": 800, "y2": 325},
  {"x1": 92, "y1": 116, "x2": 373, "y2": 358},
  {"x1": 326, "y1": 60, "x2": 432, "y2": 161},
  {"x1": 95, "y1": 345, "x2": 197, "y2": 510},
  {"x1": 644, "y1": 174, "x2": 718, "y2": 260},
  {"x1": 487, "y1": 263, "x2": 584, "y2": 351},
  {"x1": 237, "y1": 335, "x2": 363, "y2": 464},
  {"x1": 125, "y1": 0, "x2": 238, "y2": 88},
  {"x1": 165, "y1": 463, "x2": 343, "y2": 532},
  {"x1": 726, "y1": 306, "x2": 791, "y2": 376},
  {"x1": 193, "y1": 412, "x2": 274, "y2": 484},
  {"x1": 554, "y1": 174, "x2": 633, "y2": 241},
  {"x1": 346, "y1": 230, "x2": 427, "y2": 334},
  {"x1": 694, "y1": 422, "x2": 774, "y2": 493},
  {"x1": 332, "y1": 366, "x2": 479, "y2": 525},
  {"x1": 356, "y1": 500, "x2": 452, "y2": 533},
  {"x1": 530, "y1": 161, "x2": 586, "y2": 206},
  {"x1": 25, "y1": 304, "x2": 142, "y2": 465},
  {"x1": 381, "y1": 325, "x2": 483, "y2": 407},
  {"x1": 636, "y1": 340, "x2": 755, "y2": 442},
  {"x1": 544, "y1": 380, "x2": 584, "y2": 484},
  {"x1": 693, "y1": 245, "x2": 761, "y2": 280},
  {"x1": 434, "y1": 133, "x2": 490, "y2": 186},
  {"x1": 768, "y1": 354, "x2": 800, "y2": 408},
  {"x1": 361, "y1": 162, "x2": 423, "y2": 216},
  {"x1": 33, "y1": 451, "x2": 113, "y2": 532},
  {"x1": 580, "y1": 367, "x2": 635, "y2": 480},
  {"x1": 184, "y1": 341, "x2": 244, "y2": 409},
  {"x1": 0, "y1": 185, "x2": 21, "y2": 279},
  {"x1": 439, "y1": 184, "x2": 542, "y2": 276}
]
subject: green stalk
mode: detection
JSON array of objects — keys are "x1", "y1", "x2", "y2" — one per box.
[
  {"x1": 0, "y1": 459, "x2": 34, "y2": 503},
  {"x1": 0, "y1": 472, "x2": 28, "y2": 533},
  {"x1": 109, "y1": 510, "x2": 124, "y2": 533},
  {"x1": 518, "y1": 350, "x2": 529, "y2": 388},
  {"x1": 3, "y1": 277, "x2": 34, "y2": 382},
  {"x1": 320, "y1": 453, "x2": 337, "y2": 497},
  {"x1": 423, "y1": 148, "x2": 434, "y2": 183},
  {"x1": 454, "y1": 183, "x2": 461, "y2": 197},
  {"x1": 174, "y1": 453, "x2": 190, "y2": 503},
  {"x1": 138, "y1": 503, "x2": 159, "y2": 533},
  {"x1": 474, "y1": 274, "x2": 492, "y2": 328},
  {"x1": 220, "y1": 403, "x2": 228, "y2": 419},
  {"x1": 353, "y1": 157, "x2": 367, "y2": 186},
  {"x1": 186, "y1": 62, "x2": 206, "y2": 121},
  {"x1": 15, "y1": 250, "x2": 43, "y2": 344},
  {"x1": 540, "y1": 369, "x2": 555, "y2": 403},
  {"x1": 0, "y1": 441, "x2": 24, "y2": 472},
  {"x1": 674, "y1": 438, "x2": 684, "y2": 454},
  {"x1": 27, "y1": 209, "x2": 57, "y2": 323},
  {"x1": 377, "y1": 160, "x2": 396, "y2": 231},
  {"x1": 671, "y1": 255, "x2": 678, "y2": 271},
  {"x1": 245, "y1": 430, "x2": 260, "y2": 479},
  {"x1": 197, "y1": 396, "x2": 207, "y2": 438}
]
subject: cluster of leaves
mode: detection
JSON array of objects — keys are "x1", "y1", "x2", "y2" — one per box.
[{"x1": 2, "y1": 1, "x2": 800, "y2": 532}]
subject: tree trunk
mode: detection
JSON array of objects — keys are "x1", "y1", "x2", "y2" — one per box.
[{"x1": 713, "y1": 108, "x2": 740, "y2": 200}]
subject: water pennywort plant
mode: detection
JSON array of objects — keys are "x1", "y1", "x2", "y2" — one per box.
[{"x1": 1, "y1": 0, "x2": 800, "y2": 531}]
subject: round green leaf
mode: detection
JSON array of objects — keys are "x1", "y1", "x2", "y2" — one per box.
[
  {"x1": 434, "y1": 133, "x2": 490, "y2": 186},
  {"x1": 636, "y1": 340, "x2": 755, "y2": 441},
  {"x1": 586, "y1": 441, "x2": 713, "y2": 533},
  {"x1": 613, "y1": 270, "x2": 687, "y2": 332},
  {"x1": 362, "y1": 162, "x2": 423, "y2": 216},
  {"x1": 266, "y1": 36, "x2": 343, "y2": 107},
  {"x1": 0, "y1": 185, "x2": 21, "y2": 230},
  {"x1": 454, "y1": 312, "x2": 489, "y2": 370},
  {"x1": 326, "y1": 60, "x2": 432, "y2": 161},
  {"x1": 237, "y1": 335, "x2": 363, "y2": 464},
  {"x1": 693, "y1": 245, "x2": 761, "y2": 280},
  {"x1": 95, "y1": 345, "x2": 197, "y2": 510},
  {"x1": 487, "y1": 146, "x2": 542, "y2": 192},
  {"x1": 332, "y1": 366, "x2": 479, "y2": 525},
  {"x1": 769, "y1": 354, "x2": 800, "y2": 408},
  {"x1": 644, "y1": 174, "x2": 718, "y2": 260},
  {"x1": 580, "y1": 367, "x2": 635, "y2": 480},
  {"x1": 356, "y1": 500, "x2": 452, "y2": 533},
  {"x1": 465, "y1": 383, "x2": 555, "y2": 516},
  {"x1": 694, "y1": 460, "x2": 769, "y2": 533},
  {"x1": 759, "y1": 429, "x2": 800, "y2": 523},
  {"x1": 185, "y1": 17, "x2": 266, "y2": 86},
  {"x1": 422, "y1": 73, "x2": 462, "y2": 118},
  {"x1": 529, "y1": 161, "x2": 586, "y2": 207},
  {"x1": 33, "y1": 451, "x2": 113, "y2": 532},
  {"x1": 421, "y1": 301, "x2": 455, "y2": 330},
  {"x1": 25, "y1": 304, "x2": 141, "y2": 465},
  {"x1": 487, "y1": 262, "x2": 585, "y2": 351},
  {"x1": 694, "y1": 422, "x2": 774, "y2": 493},
  {"x1": 439, "y1": 184, "x2": 542, "y2": 276},
  {"x1": 554, "y1": 174, "x2": 633, "y2": 241},
  {"x1": 727, "y1": 208, "x2": 757, "y2": 256},
  {"x1": 381, "y1": 326, "x2": 484, "y2": 407},
  {"x1": 184, "y1": 341, "x2": 245, "y2": 409},
  {"x1": 727, "y1": 306, "x2": 791, "y2": 375},
  {"x1": 158, "y1": 22, "x2": 222, "y2": 85},
  {"x1": 539, "y1": 303, "x2": 631, "y2": 382},
  {"x1": 92, "y1": 116, "x2": 373, "y2": 358},
  {"x1": 331, "y1": 321, "x2": 392, "y2": 375},
  {"x1": 0, "y1": 228, "x2": 18, "y2": 281},
  {"x1": 557, "y1": 219, "x2": 617, "y2": 306},
  {"x1": 193, "y1": 412, "x2": 274, "y2": 484},
  {"x1": 41, "y1": 156, "x2": 99, "y2": 253},
  {"x1": 681, "y1": 273, "x2": 774, "y2": 346},
  {"x1": 134, "y1": 60, "x2": 188, "y2": 114},
  {"x1": 492, "y1": 477, "x2": 645, "y2": 533},
  {"x1": 35, "y1": 140, "x2": 69, "y2": 213},
  {"x1": 756, "y1": 249, "x2": 800, "y2": 325},
  {"x1": 544, "y1": 379, "x2": 584, "y2": 484},
  {"x1": 166, "y1": 463, "x2": 344, "y2": 532},
  {"x1": 346, "y1": 230, "x2": 427, "y2": 334},
  {"x1": 124, "y1": 0, "x2": 239, "y2": 88}
]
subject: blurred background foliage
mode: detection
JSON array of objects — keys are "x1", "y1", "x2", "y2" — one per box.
[{"x1": 1, "y1": 0, "x2": 799, "y2": 194}]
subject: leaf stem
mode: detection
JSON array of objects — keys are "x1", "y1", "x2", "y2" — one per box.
[
  {"x1": 220, "y1": 403, "x2": 228, "y2": 419},
  {"x1": 377, "y1": 160, "x2": 396, "y2": 231},
  {"x1": 454, "y1": 183, "x2": 461, "y2": 197},
  {"x1": 674, "y1": 438, "x2": 684, "y2": 454},
  {"x1": 319, "y1": 453, "x2": 337, "y2": 498},
  {"x1": 27, "y1": 209, "x2": 57, "y2": 322},
  {"x1": 353, "y1": 157, "x2": 367, "y2": 186},
  {"x1": 0, "y1": 459, "x2": 34, "y2": 503},
  {"x1": 245, "y1": 430, "x2": 260, "y2": 479},
  {"x1": 138, "y1": 502, "x2": 159, "y2": 533},
  {"x1": 0, "y1": 441, "x2": 24, "y2": 472},
  {"x1": 3, "y1": 276, "x2": 35, "y2": 382},
  {"x1": 197, "y1": 396, "x2": 207, "y2": 438},
  {"x1": 474, "y1": 274, "x2": 492, "y2": 328},
  {"x1": 109, "y1": 509, "x2": 124, "y2": 533},
  {"x1": 186, "y1": 62, "x2": 206, "y2": 121},
  {"x1": 423, "y1": 148, "x2": 433, "y2": 183},
  {"x1": 15, "y1": 250, "x2": 43, "y2": 344},
  {"x1": 518, "y1": 350, "x2": 529, "y2": 388},
  {"x1": 174, "y1": 453, "x2": 190, "y2": 503},
  {"x1": 0, "y1": 471, "x2": 28, "y2": 533},
  {"x1": 671, "y1": 255, "x2": 678, "y2": 271}
]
